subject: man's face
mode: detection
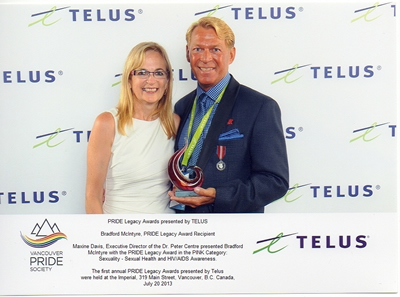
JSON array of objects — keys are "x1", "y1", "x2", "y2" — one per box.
[{"x1": 186, "y1": 26, "x2": 235, "y2": 91}]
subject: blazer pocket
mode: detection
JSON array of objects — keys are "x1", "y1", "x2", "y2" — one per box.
[{"x1": 218, "y1": 128, "x2": 244, "y2": 141}]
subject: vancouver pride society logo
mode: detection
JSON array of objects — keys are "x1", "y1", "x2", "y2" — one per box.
[
  {"x1": 20, "y1": 219, "x2": 67, "y2": 248},
  {"x1": 20, "y1": 219, "x2": 67, "y2": 272}
]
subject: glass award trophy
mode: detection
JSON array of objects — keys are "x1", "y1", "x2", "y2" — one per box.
[{"x1": 167, "y1": 144, "x2": 204, "y2": 210}]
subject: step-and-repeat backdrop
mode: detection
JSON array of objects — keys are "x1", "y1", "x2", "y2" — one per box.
[{"x1": 0, "y1": 1, "x2": 398, "y2": 296}]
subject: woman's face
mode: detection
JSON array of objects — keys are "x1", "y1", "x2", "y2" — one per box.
[{"x1": 129, "y1": 50, "x2": 169, "y2": 107}]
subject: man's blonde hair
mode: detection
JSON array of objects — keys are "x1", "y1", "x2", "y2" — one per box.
[{"x1": 186, "y1": 16, "x2": 235, "y2": 49}]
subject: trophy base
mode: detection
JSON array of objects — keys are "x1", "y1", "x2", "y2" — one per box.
[
  {"x1": 169, "y1": 200, "x2": 185, "y2": 211},
  {"x1": 174, "y1": 190, "x2": 199, "y2": 197},
  {"x1": 169, "y1": 190, "x2": 200, "y2": 211}
]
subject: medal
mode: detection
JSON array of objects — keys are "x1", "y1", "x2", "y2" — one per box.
[
  {"x1": 216, "y1": 145, "x2": 226, "y2": 171},
  {"x1": 216, "y1": 160, "x2": 226, "y2": 171}
]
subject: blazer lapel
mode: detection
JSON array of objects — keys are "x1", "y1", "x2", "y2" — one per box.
[
  {"x1": 197, "y1": 76, "x2": 240, "y2": 169},
  {"x1": 175, "y1": 90, "x2": 196, "y2": 151}
]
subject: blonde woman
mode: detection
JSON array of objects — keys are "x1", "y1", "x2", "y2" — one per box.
[{"x1": 86, "y1": 42, "x2": 179, "y2": 214}]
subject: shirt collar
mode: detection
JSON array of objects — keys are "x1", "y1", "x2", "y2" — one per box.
[{"x1": 196, "y1": 73, "x2": 231, "y2": 102}]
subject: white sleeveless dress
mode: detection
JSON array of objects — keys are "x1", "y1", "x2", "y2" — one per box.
[{"x1": 103, "y1": 108, "x2": 175, "y2": 214}]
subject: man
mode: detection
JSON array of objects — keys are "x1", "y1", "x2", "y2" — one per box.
[{"x1": 169, "y1": 16, "x2": 289, "y2": 213}]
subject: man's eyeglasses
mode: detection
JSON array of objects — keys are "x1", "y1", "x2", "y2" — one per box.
[{"x1": 131, "y1": 69, "x2": 169, "y2": 79}]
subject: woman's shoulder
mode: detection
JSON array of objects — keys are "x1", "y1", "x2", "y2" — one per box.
[
  {"x1": 97, "y1": 111, "x2": 115, "y2": 123},
  {"x1": 92, "y1": 111, "x2": 115, "y2": 134}
]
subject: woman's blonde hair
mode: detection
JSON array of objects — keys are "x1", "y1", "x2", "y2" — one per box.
[{"x1": 116, "y1": 42, "x2": 175, "y2": 139}]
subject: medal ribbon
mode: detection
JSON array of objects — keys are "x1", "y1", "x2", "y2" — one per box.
[
  {"x1": 181, "y1": 85, "x2": 228, "y2": 167},
  {"x1": 217, "y1": 145, "x2": 226, "y2": 160}
]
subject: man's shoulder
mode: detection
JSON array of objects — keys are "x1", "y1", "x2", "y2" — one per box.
[
  {"x1": 238, "y1": 83, "x2": 268, "y2": 97},
  {"x1": 176, "y1": 90, "x2": 195, "y2": 103},
  {"x1": 174, "y1": 90, "x2": 196, "y2": 115},
  {"x1": 237, "y1": 83, "x2": 276, "y2": 106}
]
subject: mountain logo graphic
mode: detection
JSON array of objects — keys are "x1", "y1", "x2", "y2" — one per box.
[{"x1": 20, "y1": 219, "x2": 67, "y2": 248}]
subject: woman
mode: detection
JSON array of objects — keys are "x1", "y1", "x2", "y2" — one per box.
[{"x1": 85, "y1": 42, "x2": 179, "y2": 214}]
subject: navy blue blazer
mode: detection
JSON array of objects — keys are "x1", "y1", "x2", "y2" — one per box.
[{"x1": 174, "y1": 76, "x2": 289, "y2": 213}]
